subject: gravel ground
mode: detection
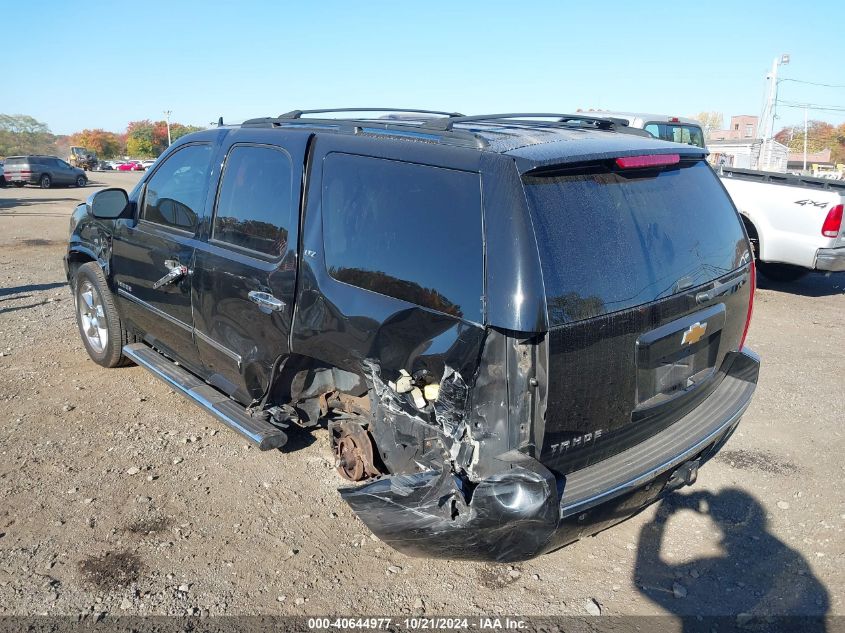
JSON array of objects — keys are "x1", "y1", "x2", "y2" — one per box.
[{"x1": 0, "y1": 173, "x2": 843, "y2": 621}]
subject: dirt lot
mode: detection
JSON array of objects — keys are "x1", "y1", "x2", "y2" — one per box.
[{"x1": 0, "y1": 174, "x2": 843, "y2": 622}]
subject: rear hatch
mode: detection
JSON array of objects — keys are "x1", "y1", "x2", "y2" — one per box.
[
  {"x1": 523, "y1": 158, "x2": 753, "y2": 474},
  {"x1": 3, "y1": 157, "x2": 33, "y2": 181}
]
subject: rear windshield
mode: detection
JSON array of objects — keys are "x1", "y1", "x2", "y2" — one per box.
[
  {"x1": 5, "y1": 157, "x2": 29, "y2": 166},
  {"x1": 524, "y1": 160, "x2": 747, "y2": 325},
  {"x1": 643, "y1": 123, "x2": 705, "y2": 148}
]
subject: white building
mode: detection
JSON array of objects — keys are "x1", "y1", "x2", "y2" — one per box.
[{"x1": 707, "y1": 138, "x2": 789, "y2": 172}]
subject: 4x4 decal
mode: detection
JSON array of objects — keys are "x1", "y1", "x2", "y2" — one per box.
[{"x1": 794, "y1": 199, "x2": 828, "y2": 208}]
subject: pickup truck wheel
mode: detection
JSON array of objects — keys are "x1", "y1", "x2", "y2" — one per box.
[
  {"x1": 757, "y1": 262, "x2": 807, "y2": 283},
  {"x1": 74, "y1": 262, "x2": 133, "y2": 368},
  {"x1": 39, "y1": 174, "x2": 51, "y2": 189}
]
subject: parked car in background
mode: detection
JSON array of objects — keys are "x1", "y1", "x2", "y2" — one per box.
[
  {"x1": 718, "y1": 166, "x2": 845, "y2": 281},
  {"x1": 587, "y1": 111, "x2": 707, "y2": 149},
  {"x1": 140, "y1": 159, "x2": 156, "y2": 170},
  {"x1": 98, "y1": 161, "x2": 114, "y2": 171},
  {"x1": 117, "y1": 160, "x2": 144, "y2": 171},
  {"x1": 3, "y1": 155, "x2": 87, "y2": 188},
  {"x1": 64, "y1": 109, "x2": 759, "y2": 562},
  {"x1": 0, "y1": 161, "x2": 6, "y2": 187}
]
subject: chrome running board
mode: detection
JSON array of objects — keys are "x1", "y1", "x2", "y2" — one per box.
[{"x1": 123, "y1": 343, "x2": 287, "y2": 451}]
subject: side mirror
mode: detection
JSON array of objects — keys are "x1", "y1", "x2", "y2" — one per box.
[{"x1": 89, "y1": 188, "x2": 129, "y2": 219}]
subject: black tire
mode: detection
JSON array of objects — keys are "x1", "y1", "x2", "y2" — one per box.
[
  {"x1": 757, "y1": 262, "x2": 808, "y2": 283},
  {"x1": 73, "y1": 262, "x2": 135, "y2": 368},
  {"x1": 14, "y1": 182, "x2": 25, "y2": 188},
  {"x1": 76, "y1": 175, "x2": 87, "y2": 187},
  {"x1": 39, "y1": 174, "x2": 51, "y2": 189}
]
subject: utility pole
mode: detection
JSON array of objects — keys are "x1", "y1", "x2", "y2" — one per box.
[
  {"x1": 759, "y1": 54, "x2": 789, "y2": 170},
  {"x1": 163, "y1": 110, "x2": 172, "y2": 146},
  {"x1": 803, "y1": 105, "x2": 808, "y2": 173}
]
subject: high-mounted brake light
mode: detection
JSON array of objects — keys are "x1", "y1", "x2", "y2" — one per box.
[
  {"x1": 669, "y1": 117, "x2": 680, "y2": 123},
  {"x1": 822, "y1": 204, "x2": 843, "y2": 237},
  {"x1": 740, "y1": 259, "x2": 756, "y2": 351},
  {"x1": 615, "y1": 154, "x2": 680, "y2": 169}
]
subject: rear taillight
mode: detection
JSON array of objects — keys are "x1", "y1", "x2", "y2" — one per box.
[
  {"x1": 20, "y1": 170, "x2": 31, "y2": 175},
  {"x1": 740, "y1": 259, "x2": 756, "y2": 351},
  {"x1": 822, "y1": 204, "x2": 843, "y2": 237},
  {"x1": 615, "y1": 154, "x2": 680, "y2": 169}
]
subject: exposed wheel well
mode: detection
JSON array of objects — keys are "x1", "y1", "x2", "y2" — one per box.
[
  {"x1": 740, "y1": 215, "x2": 760, "y2": 259},
  {"x1": 66, "y1": 251, "x2": 97, "y2": 287}
]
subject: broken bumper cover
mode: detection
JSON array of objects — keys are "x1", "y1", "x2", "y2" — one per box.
[{"x1": 341, "y1": 349, "x2": 759, "y2": 562}]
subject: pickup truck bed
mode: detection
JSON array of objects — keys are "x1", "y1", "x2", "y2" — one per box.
[{"x1": 718, "y1": 167, "x2": 845, "y2": 280}]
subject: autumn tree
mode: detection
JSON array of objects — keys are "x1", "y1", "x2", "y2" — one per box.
[
  {"x1": 125, "y1": 119, "x2": 205, "y2": 158},
  {"x1": 125, "y1": 119, "x2": 156, "y2": 157},
  {"x1": 69, "y1": 128, "x2": 124, "y2": 158},
  {"x1": 775, "y1": 120, "x2": 845, "y2": 163},
  {"x1": 692, "y1": 111, "x2": 724, "y2": 138}
]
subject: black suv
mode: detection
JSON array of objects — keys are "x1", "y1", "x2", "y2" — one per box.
[{"x1": 65, "y1": 109, "x2": 759, "y2": 562}]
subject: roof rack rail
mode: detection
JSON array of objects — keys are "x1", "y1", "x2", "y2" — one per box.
[
  {"x1": 241, "y1": 113, "x2": 487, "y2": 149},
  {"x1": 278, "y1": 108, "x2": 464, "y2": 119},
  {"x1": 423, "y1": 113, "x2": 618, "y2": 131}
]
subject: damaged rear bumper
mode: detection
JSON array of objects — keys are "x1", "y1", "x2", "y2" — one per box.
[{"x1": 340, "y1": 349, "x2": 759, "y2": 562}]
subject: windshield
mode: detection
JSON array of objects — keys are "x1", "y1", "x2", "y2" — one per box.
[
  {"x1": 643, "y1": 122, "x2": 705, "y2": 148},
  {"x1": 523, "y1": 160, "x2": 747, "y2": 325}
]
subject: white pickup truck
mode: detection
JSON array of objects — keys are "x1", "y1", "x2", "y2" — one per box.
[
  {"x1": 717, "y1": 167, "x2": 845, "y2": 281},
  {"x1": 591, "y1": 111, "x2": 845, "y2": 281}
]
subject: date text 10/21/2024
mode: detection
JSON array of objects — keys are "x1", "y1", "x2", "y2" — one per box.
[{"x1": 306, "y1": 617, "x2": 528, "y2": 630}]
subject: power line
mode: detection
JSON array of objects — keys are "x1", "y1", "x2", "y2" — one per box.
[
  {"x1": 779, "y1": 101, "x2": 845, "y2": 113},
  {"x1": 779, "y1": 78, "x2": 845, "y2": 89}
]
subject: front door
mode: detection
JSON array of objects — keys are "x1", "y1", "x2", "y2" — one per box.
[
  {"x1": 192, "y1": 130, "x2": 308, "y2": 405},
  {"x1": 52, "y1": 158, "x2": 73, "y2": 184},
  {"x1": 111, "y1": 143, "x2": 216, "y2": 373}
]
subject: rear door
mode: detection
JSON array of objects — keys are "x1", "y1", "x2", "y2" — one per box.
[
  {"x1": 111, "y1": 143, "x2": 216, "y2": 373},
  {"x1": 191, "y1": 129, "x2": 309, "y2": 405},
  {"x1": 523, "y1": 159, "x2": 752, "y2": 473},
  {"x1": 42, "y1": 158, "x2": 60, "y2": 183}
]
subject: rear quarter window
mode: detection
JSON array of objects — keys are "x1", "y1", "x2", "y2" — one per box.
[
  {"x1": 523, "y1": 160, "x2": 748, "y2": 325},
  {"x1": 321, "y1": 154, "x2": 484, "y2": 323}
]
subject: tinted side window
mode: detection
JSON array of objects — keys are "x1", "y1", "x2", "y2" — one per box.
[
  {"x1": 212, "y1": 145, "x2": 293, "y2": 257},
  {"x1": 322, "y1": 154, "x2": 483, "y2": 323},
  {"x1": 142, "y1": 144, "x2": 213, "y2": 232}
]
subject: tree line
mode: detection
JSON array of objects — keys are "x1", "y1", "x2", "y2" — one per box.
[{"x1": 0, "y1": 114, "x2": 204, "y2": 159}]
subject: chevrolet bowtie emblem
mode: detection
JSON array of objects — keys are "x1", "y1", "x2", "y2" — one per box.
[{"x1": 682, "y1": 322, "x2": 708, "y2": 346}]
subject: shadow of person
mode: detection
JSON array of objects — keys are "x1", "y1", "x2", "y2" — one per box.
[{"x1": 634, "y1": 488, "x2": 829, "y2": 632}]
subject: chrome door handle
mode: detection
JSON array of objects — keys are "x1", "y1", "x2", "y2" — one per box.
[
  {"x1": 248, "y1": 291, "x2": 286, "y2": 313},
  {"x1": 153, "y1": 260, "x2": 188, "y2": 289}
]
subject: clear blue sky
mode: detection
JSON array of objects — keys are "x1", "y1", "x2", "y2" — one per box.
[{"x1": 5, "y1": 0, "x2": 844, "y2": 135}]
